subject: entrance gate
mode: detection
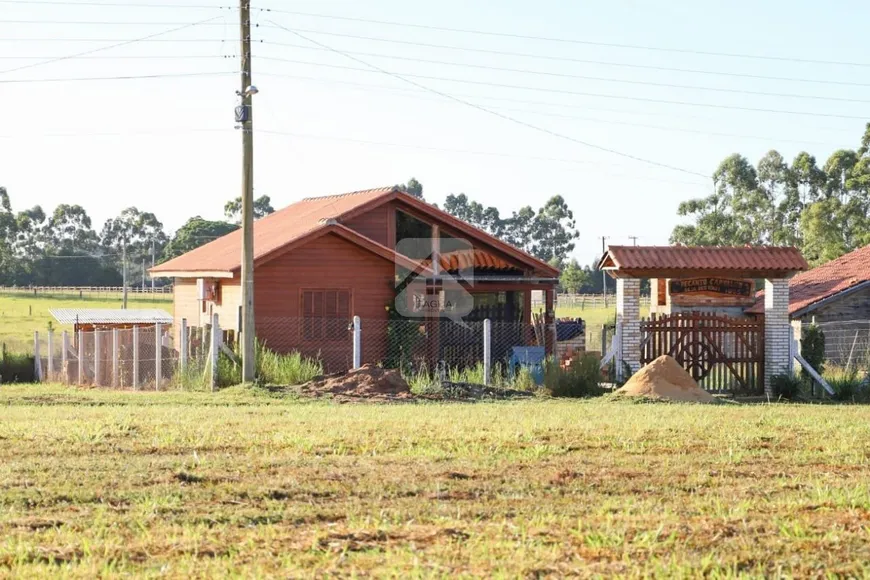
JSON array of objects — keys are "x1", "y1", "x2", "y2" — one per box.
[{"x1": 640, "y1": 312, "x2": 764, "y2": 395}]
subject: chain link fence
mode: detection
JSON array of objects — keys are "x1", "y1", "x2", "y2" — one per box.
[{"x1": 815, "y1": 321, "x2": 870, "y2": 371}]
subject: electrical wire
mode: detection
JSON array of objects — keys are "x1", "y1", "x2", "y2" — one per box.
[
  {"x1": 0, "y1": 0, "x2": 228, "y2": 8},
  {"x1": 256, "y1": 54, "x2": 870, "y2": 104},
  {"x1": 260, "y1": 34, "x2": 870, "y2": 89},
  {"x1": 266, "y1": 21, "x2": 709, "y2": 179},
  {"x1": 0, "y1": 15, "x2": 224, "y2": 74},
  {"x1": 0, "y1": 71, "x2": 234, "y2": 83},
  {"x1": 259, "y1": 8, "x2": 870, "y2": 68},
  {"x1": 257, "y1": 129, "x2": 710, "y2": 186},
  {"x1": 258, "y1": 67, "x2": 868, "y2": 121}
]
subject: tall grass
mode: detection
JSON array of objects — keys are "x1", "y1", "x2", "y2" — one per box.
[
  {"x1": 824, "y1": 366, "x2": 869, "y2": 403},
  {"x1": 403, "y1": 361, "x2": 538, "y2": 395}
]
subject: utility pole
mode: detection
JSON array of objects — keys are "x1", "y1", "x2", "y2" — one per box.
[
  {"x1": 238, "y1": 0, "x2": 256, "y2": 382},
  {"x1": 600, "y1": 236, "x2": 608, "y2": 307},
  {"x1": 628, "y1": 236, "x2": 639, "y2": 246},
  {"x1": 151, "y1": 239, "x2": 155, "y2": 292},
  {"x1": 122, "y1": 244, "x2": 128, "y2": 310}
]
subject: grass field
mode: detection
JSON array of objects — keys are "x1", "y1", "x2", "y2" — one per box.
[
  {"x1": 0, "y1": 293, "x2": 172, "y2": 351},
  {"x1": 1, "y1": 386, "x2": 869, "y2": 577}
]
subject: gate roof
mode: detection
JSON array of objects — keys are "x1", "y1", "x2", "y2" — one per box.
[{"x1": 598, "y1": 245, "x2": 807, "y2": 279}]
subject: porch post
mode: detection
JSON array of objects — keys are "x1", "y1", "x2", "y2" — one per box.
[
  {"x1": 764, "y1": 278, "x2": 791, "y2": 397},
  {"x1": 544, "y1": 288, "x2": 556, "y2": 357},
  {"x1": 617, "y1": 278, "x2": 641, "y2": 375}
]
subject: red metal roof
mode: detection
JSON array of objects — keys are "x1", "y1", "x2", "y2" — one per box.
[
  {"x1": 152, "y1": 186, "x2": 557, "y2": 277},
  {"x1": 746, "y1": 244, "x2": 870, "y2": 315},
  {"x1": 600, "y1": 245, "x2": 808, "y2": 273}
]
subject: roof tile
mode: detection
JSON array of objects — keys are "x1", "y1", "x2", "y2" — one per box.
[{"x1": 605, "y1": 245, "x2": 808, "y2": 272}]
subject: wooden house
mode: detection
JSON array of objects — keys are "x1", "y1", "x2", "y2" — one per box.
[{"x1": 151, "y1": 186, "x2": 560, "y2": 371}]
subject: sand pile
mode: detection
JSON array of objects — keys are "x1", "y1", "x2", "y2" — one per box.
[
  {"x1": 298, "y1": 364, "x2": 414, "y2": 402},
  {"x1": 615, "y1": 355, "x2": 716, "y2": 403}
]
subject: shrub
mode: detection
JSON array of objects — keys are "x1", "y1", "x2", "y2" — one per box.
[
  {"x1": 770, "y1": 373, "x2": 804, "y2": 400},
  {"x1": 0, "y1": 348, "x2": 35, "y2": 383},
  {"x1": 825, "y1": 367, "x2": 869, "y2": 403},
  {"x1": 212, "y1": 341, "x2": 323, "y2": 389},
  {"x1": 545, "y1": 354, "x2": 604, "y2": 398},
  {"x1": 801, "y1": 324, "x2": 825, "y2": 380}
]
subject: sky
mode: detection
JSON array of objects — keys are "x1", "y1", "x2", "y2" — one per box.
[{"x1": 1, "y1": 0, "x2": 869, "y2": 265}]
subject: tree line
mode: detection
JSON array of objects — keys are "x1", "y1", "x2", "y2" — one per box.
[
  {"x1": 0, "y1": 189, "x2": 276, "y2": 287},
  {"x1": 672, "y1": 123, "x2": 870, "y2": 266}
]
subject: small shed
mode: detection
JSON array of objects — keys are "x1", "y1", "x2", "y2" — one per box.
[{"x1": 49, "y1": 309, "x2": 173, "y2": 333}]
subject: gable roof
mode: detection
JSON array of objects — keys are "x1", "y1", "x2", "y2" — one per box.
[
  {"x1": 598, "y1": 245, "x2": 807, "y2": 279},
  {"x1": 746, "y1": 244, "x2": 870, "y2": 316},
  {"x1": 152, "y1": 186, "x2": 558, "y2": 277}
]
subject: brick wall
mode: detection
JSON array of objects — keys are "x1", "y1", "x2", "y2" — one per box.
[
  {"x1": 764, "y1": 278, "x2": 791, "y2": 396},
  {"x1": 617, "y1": 278, "x2": 641, "y2": 373}
]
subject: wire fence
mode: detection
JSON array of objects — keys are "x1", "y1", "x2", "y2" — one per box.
[
  {"x1": 530, "y1": 293, "x2": 651, "y2": 310},
  {"x1": 0, "y1": 286, "x2": 173, "y2": 301},
  {"x1": 815, "y1": 321, "x2": 870, "y2": 371}
]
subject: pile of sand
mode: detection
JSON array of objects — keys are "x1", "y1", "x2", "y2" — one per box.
[
  {"x1": 615, "y1": 355, "x2": 716, "y2": 403},
  {"x1": 298, "y1": 364, "x2": 414, "y2": 402}
]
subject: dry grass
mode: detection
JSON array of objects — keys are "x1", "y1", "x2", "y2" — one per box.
[{"x1": 1, "y1": 385, "x2": 870, "y2": 577}]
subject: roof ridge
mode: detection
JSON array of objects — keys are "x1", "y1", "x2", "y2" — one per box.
[{"x1": 300, "y1": 185, "x2": 397, "y2": 202}]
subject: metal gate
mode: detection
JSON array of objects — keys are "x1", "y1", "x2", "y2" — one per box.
[{"x1": 640, "y1": 312, "x2": 764, "y2": 394}]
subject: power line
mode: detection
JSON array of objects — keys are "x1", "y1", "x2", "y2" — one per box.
[
  {"x1": 0, "y1": 55, "x2": 231, "y2": 60},
  {"x1": 261, "y1": 31, "x2": 870, "y2": 88},
  {"x1": 259, "y1": 8, "x2": 870, "y2": 68},
  {"x1": 267, "y1": 21, "x2": 708, "y2": 179},
  {"x1": 256, "y1": 54, "x2": 870, "y2": 104},
  {"x1": 0, "y1": 0, "x2": 228, "y2": 8},
  {"x1": 0, "y1": 20, "x2": 235, "y2": 25},
  {"x1": 258, "y1": 67, "x2": 869, "y2": 121},
  {"x1": 0, "y1": 71, "x2": 234, "y2": 83},
  {"x1": 257, "y1": 129, "x2": 710, "y2": 186},
  {"x1": 0, "y1": 16, "x2": 224, "y2": 75},
  {"x1": 0, "y1": 38, "x2": 233, "y2": 43}
]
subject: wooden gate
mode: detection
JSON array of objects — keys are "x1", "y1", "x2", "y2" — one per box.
[{"x1": 640, "y1": 312, "x2": 764, "y2": 394}]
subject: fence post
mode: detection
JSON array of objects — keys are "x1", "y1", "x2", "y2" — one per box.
[
  {"x1": 210, "y1": 313, "x2": 220, "y2": 391},
  {"x1": 77, "y1": 329, "x2": 84, "y2": 385},
  {"x1": 46, "y1": 329, "x2": 53, "y2": 379},
  {"x1": 61, "y1": 331, "x2": 69, "y2": 384},
  {"x1": 132, "y1": 325, "x2": 140, "y2": 390},
  {"x1": 94, "y1": 330, "x2": 102, "y2": 386},
  {"x1": 112, "y1": 329, "x2": 119, "y2": 388},
  {"x1": 33, "y1": 331, "x2": 42, "y2": 382},
  {"x1": 615, "y1": 324, "x2": 624, "y2": 382},
  {"x1": 180, "y1": 318, "x2": 188, "y2": 376},
  {"x1": 155, "y1": 322, "x2": 162, "y2": 390},
  {"x1": 483, "y1": 318, "x2": 491, "y2": 386},
  {"x1": 352, "y1": 316, "x2": 361, "y2": 369}
]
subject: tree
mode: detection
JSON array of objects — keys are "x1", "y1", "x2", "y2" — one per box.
[
  {"x1": 559, "y1": 259, "x2": 588, "y2": 293},
  {"x1": 162, "y1": 216, "x2": 239, "y2": 262},
  {"x1": 443, "y1": 194, "x2": 504, "y2": 236},
  {"x1": 400, "y1": 178, "x2": 424, "y2": 199},
  {"x1": 100, "y1": 207, "x2": 168, "y2": 270},
  {"x1": 47, "y1": 204, "x2": 99, "y2": 253},
  {"x1": 224, "y1": 195, "x2": 275, "y2": 224},
  {"x1": 529, "y1": 195, "x2": 579, "y2": 262}
]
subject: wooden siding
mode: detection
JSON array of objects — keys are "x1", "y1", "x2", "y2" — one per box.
[
  {"x1": 172, "y1": 277, "x2": 242, "y2": 344},
  {"x1": 254, "y1": 232, "x2": 395, "y2": 370},
  {"x1": 343, "y1": 204, "x2": 391, "y2": 247},
  {"x1": 173, "y1": 278, "x2": 199, "y2": 346},
  {"x1": 799, "y1": 285, "x2": 870, "y2": 324}
]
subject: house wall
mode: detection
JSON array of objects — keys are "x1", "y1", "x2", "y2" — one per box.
[
  {"x1": 798, "y1": 285, "x2": 870, "y2": 325},
  {"x1": 254, "y1": 232, "x2": 395, "y2": 370},
  {"x1": 343, "y1": 204, "x2": 392, "y2": 247},
  {"x1": 172, "y1": 277, "x2": 243, "y2": 345}
]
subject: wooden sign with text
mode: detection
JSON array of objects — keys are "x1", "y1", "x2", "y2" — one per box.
[{"x1": 669, "y1": 278, "x2": 753, "y2": 297}]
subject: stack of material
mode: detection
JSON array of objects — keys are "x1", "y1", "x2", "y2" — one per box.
[{"x1": 615, "y1": 355, "x2": 716, "y2": 403}]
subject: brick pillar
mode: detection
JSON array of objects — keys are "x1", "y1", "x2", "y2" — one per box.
[
  {"x1": 764, "y1": 278, "x2": 791, "y2": 396},
  {"x1": 617, "y1": 278, "x2": 641, "y2": 374}
]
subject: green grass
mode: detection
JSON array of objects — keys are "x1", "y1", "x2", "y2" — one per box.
[
  {"x1": 0, "y1": 293, "x2": 172, "y2": 351},
  {"x1": 2, "y1": 386, "x2": 870, "y2": 576}
]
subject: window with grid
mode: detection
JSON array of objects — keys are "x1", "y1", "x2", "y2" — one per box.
[{"x1": 302, "y1": 289, "x2": 351, "y2": 340}]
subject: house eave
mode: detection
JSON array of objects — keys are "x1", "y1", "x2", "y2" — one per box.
[
  {"x1": 791, "y1": 279, "x2": 870, "y2": 319},
  {"x1": 150, "y1": 270, "x2": 235, "y2": 279}
]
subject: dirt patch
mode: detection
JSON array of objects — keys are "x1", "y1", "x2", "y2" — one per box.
[
  {"x1": 437, "y1": 381, "x2": 535, "y2": 401},
  {"x1": 298, "y1": 364, "x2": 415, "y2": 402},
  {"x1": 615, "y1": 355, "x2": 716, "y2": 403}
]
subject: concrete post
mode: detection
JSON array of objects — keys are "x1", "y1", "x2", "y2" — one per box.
[
  {"x1": 33, "y1": 331, "x2": 41, "y2": 382},
  {"x1": 352, "y1": 315, "x2": 361, "y2": 369},
  {"x1": 617, "y1": 278, "x2": 642, "y2": 375},
  {"x1": 77, "y1": 329, "x2": 84, "y2": 385},
  {"x1": 483, "y1": 318, "x2": 492, "y2": 386},
  {"x1": 132, "y1": 326, "x2": 140, "y2": 390},
  {"x1": 94, "y1": 330, "x2": 102, "y2": 386},
  {"x1": 210, "y1": 313, "x2": 220, "y2": 391},
  {"x1": 180, "y1": 318, "x2": 188, "y2": 376},
  {"x1": 112, "y1": 329, "x2": 119, "y2": 388},
  {"x1": 764, "y1": 278, "x2": 791, "y2": 397},
  {"x1": 61, "y1": 331, "x2": 69, "y2": 384},
  {"x1": 155, "y1": 322, "x2": 162, "y2": 390},
  {"x1": 46, "y1": 330, "x2": 53, "y2": 379}
]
